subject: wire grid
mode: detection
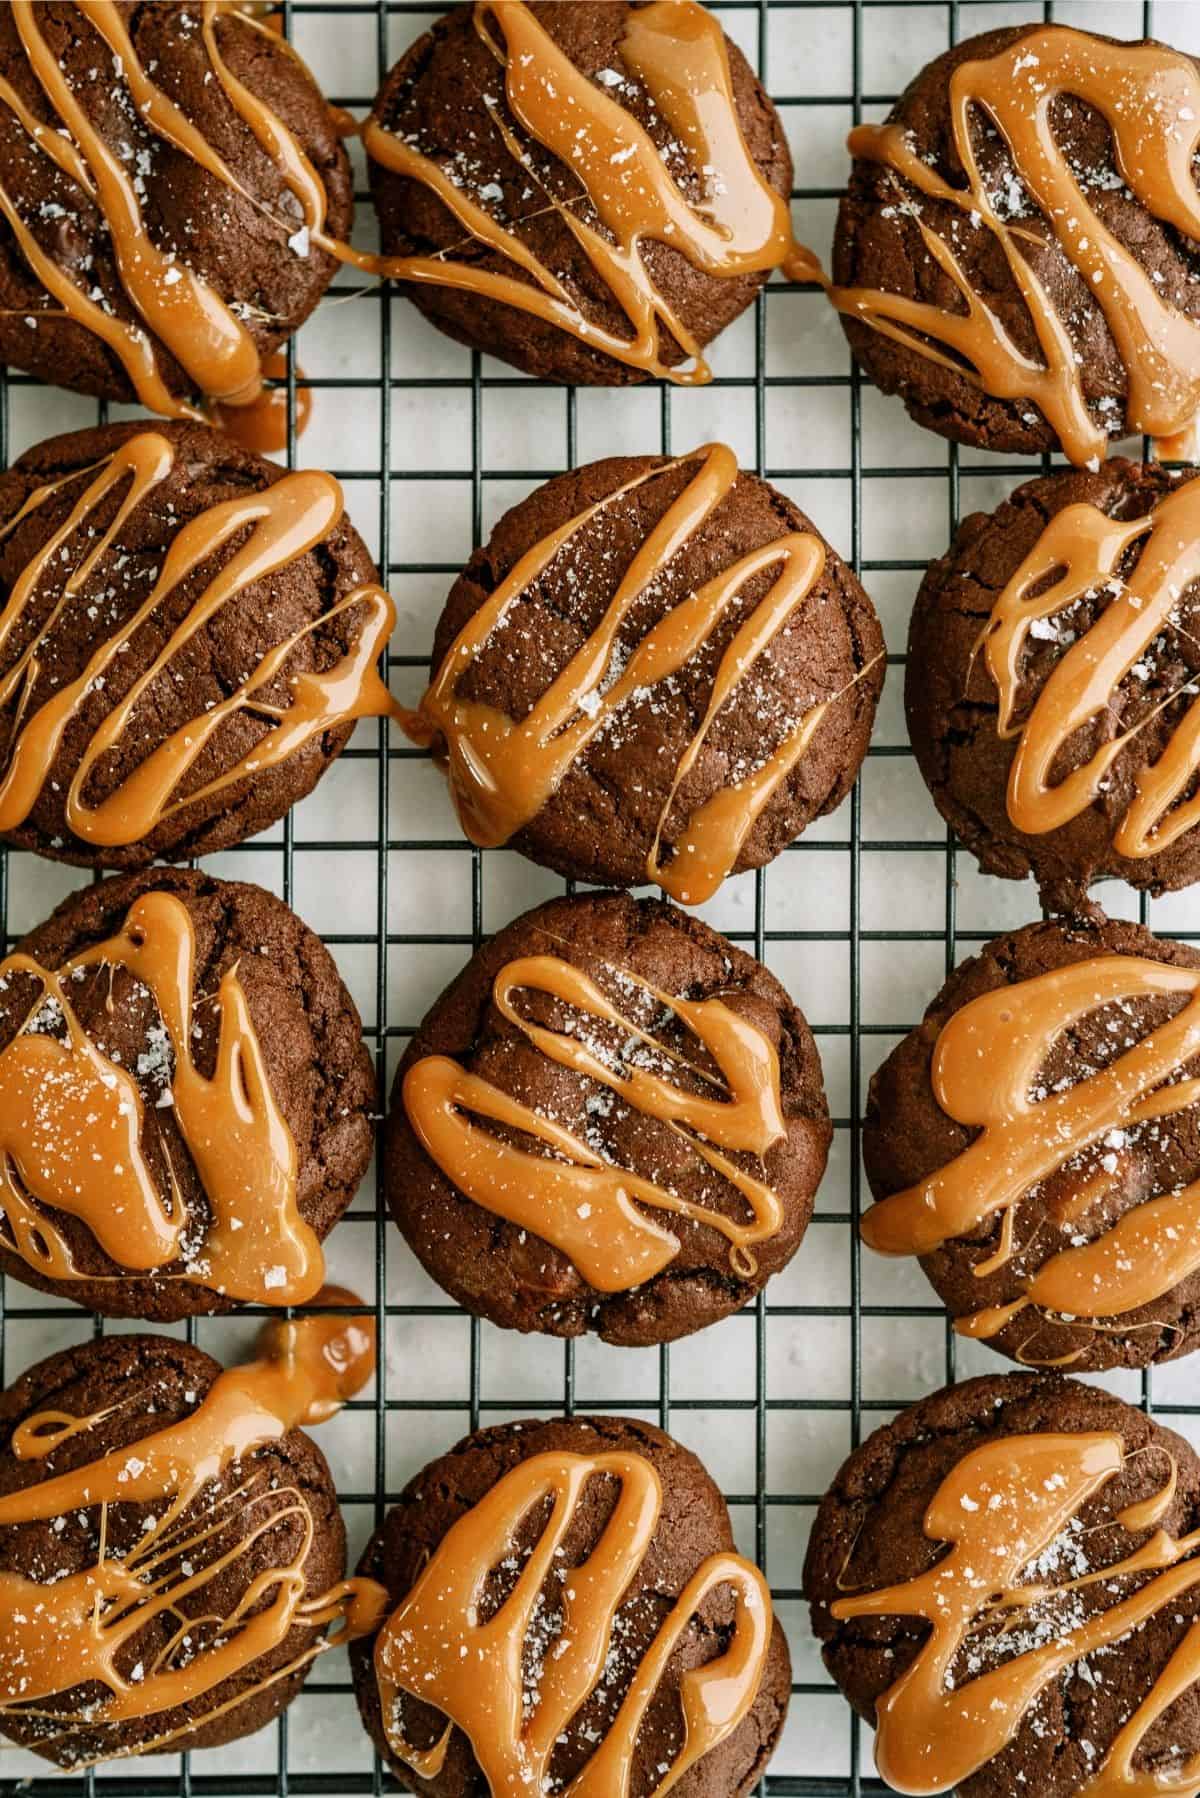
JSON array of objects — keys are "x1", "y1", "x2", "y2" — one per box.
[{"x1": 4, "y1": 0, "x2": 1200, "y2": 1792}]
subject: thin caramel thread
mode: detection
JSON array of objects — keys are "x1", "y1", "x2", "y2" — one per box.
[
  {"x1": 404, "y1": 442, "x2": 847, "y2": 907},
  {"x1": 403, "y1": 951, "x2": 789, "y2": 1292},
  {"x1": 0, "y1": 1300, "x2": 387, "y2": 1768},
  {"x1": 0, "y1": 888, "x2": 320, "y2": 1306},
  {"x1": 828, "y1": 25, "x2": 1200, "y2": 467},
  {"x1": 0, "y1": 432, "x2": 403, "y2": 850},
  {"x1": 831, "y1": 1431, "x2": 1200, "y2": 1796},
  {"x1": 374, "y1": 1449, "x2": 772, "y2": 1796},
  {"x1": 863, "y1": 954, "x2": 1200, "y2": 1361}
]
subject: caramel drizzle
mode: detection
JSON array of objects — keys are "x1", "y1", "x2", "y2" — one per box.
[
  {"x1": 374, "y1": 1448, "x2": 771, "y2": 1795},
  {"x1": 863, "y1": 955, "x2": 1200, "y2": 1361},
  {"x1": 828, "y1": 26, "x2": 1200, "y2": 467},
  {"x1": 0, "y1": 1294, "x2": 388, "y2": 1768},
  {"x1": 352, "y1": 1, "x2": 821, "y2": 385},
  {"x1": 1, "y1": 0, "x2": 267, "y2": 418},
  {"x1": 0, "y1": 888, "x2": 326, "y2": 1306},
  {"x1": 977, "y1": 474, "x2": 1200, "y2": 857},
  {"x1": 403, "y1": 950, "x2": 788, "y2": 1292},
  {"x1": 404, "y1": 443, "x2": 875, "y2": 907},
  {"x1": 0, "y1": 429, "x2": 400, "y2": 851},
  {"x1": 831, "y1": 1431, "x2": 1200, "y2": 1796},
  {"x1": 1, "y1": 0, "x2": 818, "y2": 411}
]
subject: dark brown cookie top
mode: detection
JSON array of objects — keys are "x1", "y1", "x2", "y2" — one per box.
[
  {"x1": 385, "y1": 891, "x2": 831, "y2": 1345},
  {"x1": 0, "y1": 419, "x2": 383, "y2": 868},
  {"x1": 425, "y1": 451, "x2": 884, "y2": 892},
  {"x1": 831, "y1": 24, "x2": 1200, "y2": 458},
  {"x1": 0, "y1": 866, "x2": 375, "y2": 1320},
  {"x1": 805, "y1": 1373, "x2": 1200, "y2": 1798},
  {"x1": 0, "y1": 1332, "x2": 345, "y2": 1768},
  {"x1": 864, "y1": 912, "x2": 1200, "y2": 1371},
  {"x1": 0, "y1": 1, "x2": 351, "y2": 410},
  {"x1": 367, "y1": 2, "x2": 794, "y2": 383},
  {"x1": 350, "y1": 1413, "x2": 791, "y2": 1797},
  {"x1": 906, "y1": 459, "x2": 1200, "y2": 910}
]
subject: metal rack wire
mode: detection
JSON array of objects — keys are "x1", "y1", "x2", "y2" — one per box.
[{"x1": 0, "y1": 0, "x2": 1186, "y2": 1793}]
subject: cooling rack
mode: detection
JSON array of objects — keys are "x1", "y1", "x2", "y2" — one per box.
[{"x1": 3, "y1": 0, "x2": 1199, "y2": 1793}]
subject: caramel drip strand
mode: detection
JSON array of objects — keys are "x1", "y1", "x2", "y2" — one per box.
[
  {"x1": 342, "y1": 0, "x2": 822, "y2": 386},
  {"x1": 0, "y1": 888, "x2": 324, "y2": 1305},
  {"x1": 828, "y1": 26, "x2": 1200, "y2": 466},
  {"x1": 0, "y1": 430, "x2": 403, "y2": 851},
  {"x1": 977, "y1": 474, "x2": 1200, "y2": 856},
  {"x1": 830, "y1": 1431, "x2": 1200, "y2": 1796},
  {"x1": 0, "y1": 1297, "x2": 387, "y2": 1768},
  {"x1": 403, "y1": 950, "x2": 789, "y2": 1292},
  {"x1": 210, "y1": 351, "x2": 313, "y2": 456},
  {"x1": 405, "y1": 442, "x2": 854, "y2": 907},
  {"x1": 375, "y1": 1449, "x2": 772, "y2": 1796},
  {"x1": 863, "y1": 955, "x2": 1200, "y2": 1359}
]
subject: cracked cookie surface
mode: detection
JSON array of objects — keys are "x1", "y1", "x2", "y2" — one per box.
[
  {"x1": 806, "y1": 1373, "x2": 1200, "y2": 1798},
  {"x1": 0, "y1": 866, "x2": 376, "y2": 1319},
  {"x1": 906, "y1": 459, "x2": 1200, "y2": 909},
  {"x1": 351, "y1": 1413, "x2": 791, "y2": 1796},
  {"x1": 384, "y1": 890, "x2": 830, "y2": 1345}
]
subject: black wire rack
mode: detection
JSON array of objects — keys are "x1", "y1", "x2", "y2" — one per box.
[{"x1": 0, "y1": 0, "x2": 1192, "y2": 1794}]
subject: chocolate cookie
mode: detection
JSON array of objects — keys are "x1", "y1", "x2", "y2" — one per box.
[
  {"x1": 386, "y1": 890, "x2": 830, "y2": 1346},
  {"x1": 806, "y1": 1372, "x2": 1200, "y2": 1798},
  {"x1": 0, "y1": 865, "x2": 375, "y2": 1320},
  {"x1": 0, "y1": 1328, "x2": 353, "y2": 1768},
  {"x1": 366, "y1": 1, "x2": 810, "y2": 384},
  {"x1": 350, "y1": 1413, "x2": 791, "y2": 1796},
  {"x1": 864, "y1": 912, "x2": 1200, "y2": 1371},
  {"x1": 0, "y1": 419, "x2": 398, "y2": 868},
  {"x1": 829, "y1": 24, "x2": 1200, "y2": 465},
  {"x1": 409, "y1": 446, "x2": 884, "y2": 899},
  {"x1": 907, "y1": 459, "x2": 1200, "y2": 911},
  {"x1": 0, "y1": 1, "x2": 351, "y2": 419}
]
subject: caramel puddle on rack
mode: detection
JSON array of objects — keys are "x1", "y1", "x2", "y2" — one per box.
[
  {"x1": 863, "y1": 954, "x2": 1200, "y2": 1361},
  {"x1": 832, "y1": 1430, "x2": 1200, "y2": 1795},
  {"x1": 0, "y1": 0, "x2": 823, "y2": 416},
  {"x1": 375, "y1": 1447, "x2": 772, "y2": 1792},
  {"x1": 402, "y1": 442, "x2": 880, "y2": 907},
  {"x1": 0, "y1": 1291, "x2": 388, "y2": 1769},
  {"x1": 0, "y1": 888, "x2": 326, "y2": 1306},
  {"x1": 403, "y1": 949, "x2": 790, "y2": 1290},
  {"x1": 0, "y1": 427, "x2": 403, "y2": 853},
  {"x1": 829, "y1": 26, "x2": 1200, "y2": 467},
  {"x1": 975, "y1": 472, "x2": 1200, "y2": 857}
]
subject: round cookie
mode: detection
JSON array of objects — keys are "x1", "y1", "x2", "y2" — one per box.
[
  {"x1": 413, "y1": 449, "x2": 884, "y2": 894},
  {"x1": 830, "y1": 24, "x2": 1200, "y2": 462},
  {"x1": 864, "y1": 912, "x2": 1200, "y2": 1371},
  {"x1": 366, "y1": 2, "x2": 797, "y2": 384},
  {"x1": 0, "y1": 419, "x2": 390, "y2": 868},
  {"x1": 386, "y1": 891, "x2": 830, "y2": 1345},
  {"x1": 907, "y1": 459, "x2": 1200, "y2": 911},
  {"x1": 0, "y1": 1331, "x2": 346, "y2": 1767},
  {"x1": 0, "y1": 865, "x2": 376, "y2": 1320},
  {"x1": 805, "y1": 1373, "x2": 1200, "y2": 1798},
  {"x1": 350, "y1": 1413, "x2": 791, "y2": 1796},
  {"x1": 0, "y1": 1, "x2": 351, "y2": 414}
]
